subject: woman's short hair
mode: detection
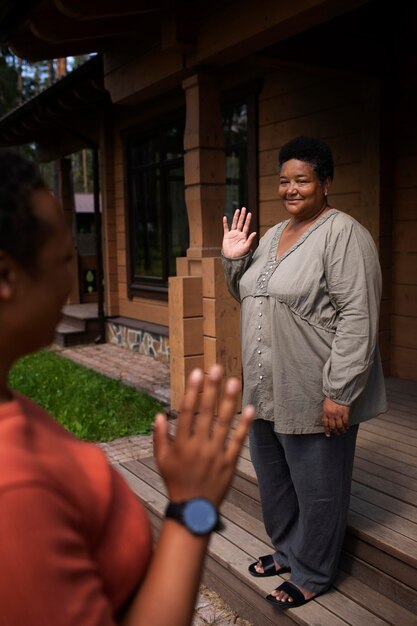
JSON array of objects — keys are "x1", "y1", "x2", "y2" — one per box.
[
  {"x1": 0, "y1": 150, "x2": 50, "y2": 270},
  {"x1": 278, "y1": 136, "x2": 334, "y2": 183}
]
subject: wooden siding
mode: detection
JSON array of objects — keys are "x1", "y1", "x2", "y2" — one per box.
[
  {"x1": 391, "y1": 85, "x2": 417, "y2": 381},
  {"x1": 258, "y1": 70, "x2": 380, "y2": 235},
  {"x1": 258, "y1": 69, "x2": 391, "y2": 371}
]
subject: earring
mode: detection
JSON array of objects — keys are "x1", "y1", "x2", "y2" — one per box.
[{"x1": 324, "y1": 191, "x2": 328, "y2": 196}]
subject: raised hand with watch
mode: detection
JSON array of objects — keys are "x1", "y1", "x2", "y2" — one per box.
[
  {"x1": 123, "y1": 365, "x2": 255, "y2": 626},
  {"x1": 165, "y1": 497, "x2": 221, "y2": 535}
]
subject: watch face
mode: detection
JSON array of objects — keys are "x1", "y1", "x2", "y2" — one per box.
[{"x1": 183, "y1": 498, "x2": 218, "y2": 534}]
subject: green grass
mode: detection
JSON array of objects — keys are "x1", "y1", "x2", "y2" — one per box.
[{"x1": 9, "y1": 350, "x2": 164, "y2": 442}]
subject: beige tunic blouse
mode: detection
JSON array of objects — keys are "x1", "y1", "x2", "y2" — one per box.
[{"x1": 222, "y1": 209, "x2": 387, "y2": 434}]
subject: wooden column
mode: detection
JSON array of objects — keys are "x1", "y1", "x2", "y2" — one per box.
[
  {"x1": 183, "y1": 74, "x2": 226, "y2": 259},
  {"x1": 202, "y1": 256, "x2": 242, "y2": 408},
  {"x1": 100, "y1": 115, "x2": 119, "y2": 317},
  {"x1": 169, "y1": 73, "x2": 241, "y2": 410},
  {"x1": 58, "y1": 157, "x2": 80, "y2": 304},
  {"x1": 169, "y1": 274, "x2": 204, "y2": 409}
]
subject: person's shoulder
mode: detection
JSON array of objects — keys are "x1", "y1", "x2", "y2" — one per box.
[
  {"x1": 0, "y1": 392, "x2": 109, "y2": 493},
  {"x1": 326, "y1": 211, "x2": 380, "y2": 264},
  {"x1": 328, "y1": 210, "x2": 374, "y2": 242}
]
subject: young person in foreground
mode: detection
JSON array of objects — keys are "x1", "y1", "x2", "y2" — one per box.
[{"x1": 0, "y1": 151, "x2": 255, "y2": 626}]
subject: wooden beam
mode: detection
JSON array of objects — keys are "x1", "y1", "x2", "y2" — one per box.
[
  {"x1": 54, "y1": 0, "x2": 161, "y2": 20},
  {"x1": 185, "y1": 0, "x2": 371, "y2": 67},
  {"x1": 104, "y1": 47, "x2": 185, "y2": 105},
  {"x1": 29, "y1": 7, "x2": 158, "y2": 43},
  {"x1": 161, "y1": 3, "x2": 196, "y2": 54},
  {"x1": 9, "y1": 28, "x2": 113, "y2": 60}
]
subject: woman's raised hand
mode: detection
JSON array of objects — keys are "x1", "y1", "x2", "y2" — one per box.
[
  {"x1": 154, "y1": 365, "x2": 255, "y2": 507},
  {"x1": 222, "y1": 207, "x2": 257, "y2": 259}
]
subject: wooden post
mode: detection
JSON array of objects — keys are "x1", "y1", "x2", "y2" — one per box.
[
  {"x1": 169, "y1": 73, "x2": 242, "y2": 409},
  {"x1": 58, "y1": 157, "x2": 80, "y2": 304},
  {"x1": 100, "y1": 116, "x2": 119, "y2": 317},
  {"x1": 202, "y1": 257, "x2": 243, "y2": 409},
  {"x1": 183, "y1": 74, "x2": 226, "y2": 259},
  {"x1": 169, "y1": 275, "x2": 204, "y2": 409}
]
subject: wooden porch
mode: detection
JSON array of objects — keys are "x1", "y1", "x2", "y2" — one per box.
[{"x1": 117, "y1": 377, "x2": 417, "y2": 625}]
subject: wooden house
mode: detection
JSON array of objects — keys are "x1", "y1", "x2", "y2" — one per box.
[
  {"x1": 0, "y1": 2, "x2": 416, "y2": 623},
  {"x1": 1, "y1": 0, "x2": 416, "y2": 404}
]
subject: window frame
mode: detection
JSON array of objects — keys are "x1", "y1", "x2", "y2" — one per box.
[
  {"x1": 122, "y1": 82, "x2": 260, "y2": 301},
  {"x1": 123, "y1": 112, "x2": 186, "y2": 300},
  {"x1": 221, "y1": 82, "x2": 260, "y2": 245}
]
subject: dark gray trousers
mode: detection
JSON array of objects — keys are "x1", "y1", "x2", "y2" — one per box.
[{"x1": 249, "y1": 419, "x2": 358, "y2": 594}]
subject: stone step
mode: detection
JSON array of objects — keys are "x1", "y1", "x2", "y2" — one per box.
[
  {"x1": 58, "y1": 316, "x2": 86, "y2": 332},
  {"x1": 62, "y1": 303, "x2": 98, "y2": 319},
  {"x1": 55, "y1": 304, "x2": 100, "y2": 346}
]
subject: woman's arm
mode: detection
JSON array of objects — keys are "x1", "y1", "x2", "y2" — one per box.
[
  {"x1": 221, "y1": 252, "x2": 253, "y2": 301},
  {"x1": 322, "y1": 221, "x2": 382, "y2": 433},
  {"x1": 123, "y1": 366, "x2": 255, "y2": 626}
]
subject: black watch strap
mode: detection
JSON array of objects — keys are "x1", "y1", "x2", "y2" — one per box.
[{"x1": 165, "y1": 497, "x2": 222, "y2": 535}]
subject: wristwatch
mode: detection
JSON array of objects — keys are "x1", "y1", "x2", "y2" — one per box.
[{"x1": 165, "y1": 497, "x2": 220, "y2": 535}]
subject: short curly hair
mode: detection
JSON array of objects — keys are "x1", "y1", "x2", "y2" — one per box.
[
  {"x1": 278, "y1": 136, "x2": 334, "y2": 183},
  {"x1": 0, "y1": 150, "x2": 51, "y2": 270}
]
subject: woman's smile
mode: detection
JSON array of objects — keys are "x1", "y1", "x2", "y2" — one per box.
[{"x1": 279, "y1": 159, "x2": 330, "y2": 222}]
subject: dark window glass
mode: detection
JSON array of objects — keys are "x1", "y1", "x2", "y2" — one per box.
[
  {"x1": 167, "y1": 165, "x2": 189, "y2": 276},
  {"x1": 126, "y1": 99, "x2": 254, "y2": 297},
  {"x1": 222, "y1": 102, "x2": 248, "y2": 222},
  {"x1": 126, "y1": 120, "x2": 189, "y2": 292}
]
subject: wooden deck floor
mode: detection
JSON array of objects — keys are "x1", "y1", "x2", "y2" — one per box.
[
  {"x1": 357, "y1": 379, "x2": 417, "y2": 524},
  {"x1": 118, "y1": 377, "x2": 417, "y2": 625},
  {"x1": 346, "y1": 377, "x2": 417, "y2": 594}
]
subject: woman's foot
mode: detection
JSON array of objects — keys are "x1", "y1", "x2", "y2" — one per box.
[
  {"x1": 270, "y1": 581, "x2": 315, "y2": 603},
  {"x1": 248, "y1": 554, "x2": 290, "y2": 578},
  {"x1": 254, "y1": 560, "x2": 287, "y2": 575},
  {"x1": 266, "y1": 580, "x2": 318, "y2": 608}
]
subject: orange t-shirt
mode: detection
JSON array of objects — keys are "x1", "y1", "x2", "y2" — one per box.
[{"x1": 0, "y1": 392, "x2": 153, "y2": 626}]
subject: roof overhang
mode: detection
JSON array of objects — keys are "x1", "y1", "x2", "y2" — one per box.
[
  {"x1": 0, "y1": 0, "x2": 163, "y2": 60},
  {"x1": 0, "y1": 55, "x2": 111, "y2": 159}
]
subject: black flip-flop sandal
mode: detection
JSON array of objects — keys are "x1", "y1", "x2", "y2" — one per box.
[
  {"x1": 266, "y1": 581, "x2": 317, "y2": 608},
  {"x1": 248, "y1": 554, "x2": 290, "y2": 578}
]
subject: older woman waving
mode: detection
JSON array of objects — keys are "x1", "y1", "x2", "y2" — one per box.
[{"x1": 222, "y1": 135, "x2": 386, "y2": 608}]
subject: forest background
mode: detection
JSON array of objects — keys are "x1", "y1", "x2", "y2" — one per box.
[{"x1": 0, "y1": 50, "x2": 94, "y2": 192}]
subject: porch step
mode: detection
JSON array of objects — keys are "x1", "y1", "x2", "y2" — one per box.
[
  {"x1": 115, "y1": 379, "x2": 417, "y2": 623},
  {"x1": 230, "y1": 434, "x2": 417, "y2": 615},
  {"x1": 54, "y1": 304, "x2": 100, "y2": 347},
  {"x1": 117, "y1": 455, "x2": 417, "y2": 626}
]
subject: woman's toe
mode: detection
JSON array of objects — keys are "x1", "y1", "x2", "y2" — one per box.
[{"x1": 272, "y1": 590, "x2": 291, "y2": 602}]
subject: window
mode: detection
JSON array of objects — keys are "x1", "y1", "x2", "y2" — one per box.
[
  {"x1": 222, "y1": 92, "x2": 258, "y2": 234},
  {"x1": 222, "y1": 101, "x2": 248, "y2": 222},
  {"x1": 125, "y1": 92, "x2": 257, "y2": 298},
  {"x1": 126, "y1": 120, "x2": 189, "y2": 296}
]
